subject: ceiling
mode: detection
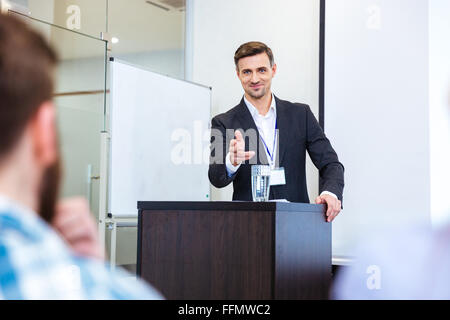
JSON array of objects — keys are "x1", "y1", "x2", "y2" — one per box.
[{"x1": 25, "y1": 0, "x2": 185, "y2": 60}]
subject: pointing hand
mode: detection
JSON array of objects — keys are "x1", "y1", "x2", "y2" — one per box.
[{"x1": 229, "y1": 130, "x2": 255, "y2": 166}]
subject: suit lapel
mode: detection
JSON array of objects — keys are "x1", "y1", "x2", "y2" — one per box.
[
  {"x1": 274, "y1": 96, "x2": 288, "y2": 167},
  {"x1": 236, "y1": 97, "x2": 258, "y2": 132},
  {"x1": 236, "y1": 98, "x2": 269, "y2": 165}
]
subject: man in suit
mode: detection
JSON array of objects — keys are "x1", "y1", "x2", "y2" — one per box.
[{"x1": 208, "y1": 41, "x2": 344, "y2": 222}]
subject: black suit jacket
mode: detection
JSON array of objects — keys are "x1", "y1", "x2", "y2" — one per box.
[{"x1": 208, "y1": 96, "x2": 344, "y2": 203}]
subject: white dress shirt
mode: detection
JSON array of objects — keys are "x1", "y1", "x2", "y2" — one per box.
[
  {"x1": 226, "y1": 94, "x2": 277, "y2": 174},
  {"x1": 225, "y1": 94, "x2": 337, "y2": 200}
]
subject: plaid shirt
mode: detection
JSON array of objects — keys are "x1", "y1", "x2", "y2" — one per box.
[{"x1": 0, "y1": 195, "x2": 163, "y2": 300}]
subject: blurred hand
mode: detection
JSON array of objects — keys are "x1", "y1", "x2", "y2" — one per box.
[
  {"x1": 52, "y1": 197, "x2": 105, "y2": 261},
  {"x1": 229, "y1": 130, "x2": 255, "y2": 166},
  {"x1": 315, "y1": 194, "x2": 342, "y2": 223}
]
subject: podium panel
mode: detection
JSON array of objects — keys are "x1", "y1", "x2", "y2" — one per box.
[{"x1": 137, "y1": 202, "x2": 331, "y2": 299}]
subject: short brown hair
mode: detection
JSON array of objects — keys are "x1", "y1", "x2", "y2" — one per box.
[
  {"x1": 234, "y1": 41, "x2": 274, "y2": 70},
  {"x1": 0, "y1": 14, "x2": 58, "y2": 158}
]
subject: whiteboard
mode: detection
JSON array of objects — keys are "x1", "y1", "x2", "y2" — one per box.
[
  {"x1": 109, "y1": 59, "x2": 211, "y2": 217},
  {"x1": 324, "y1": 0, "x2": 430, "y2": 258}
]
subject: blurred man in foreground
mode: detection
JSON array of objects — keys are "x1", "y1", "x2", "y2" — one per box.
[{"x1": 0, "y1": 14, "x2": 162, "y2": 299}]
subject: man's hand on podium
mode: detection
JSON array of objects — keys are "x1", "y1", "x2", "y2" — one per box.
[
  {"x1": 229, "y1": 130, "x2": 255, "y2": 167},
  {"x1": 315, "y1": 194, "x2": 341, "y2": 223}
]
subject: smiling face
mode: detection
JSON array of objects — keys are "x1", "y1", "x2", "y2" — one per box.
[{"x1": 236, "y1": 52, "x2": 277, "y2": 100}]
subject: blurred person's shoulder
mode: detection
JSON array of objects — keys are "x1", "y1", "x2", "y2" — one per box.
[
  {"x1": 73, "y1": 257, "x2": 164, "y2": 300},
  {"x1": 0, "y1": 196, "x2": 163, "y2": 300},
  {"x1": 0, "y1": 196, "x2": 76, "y2": 299}
]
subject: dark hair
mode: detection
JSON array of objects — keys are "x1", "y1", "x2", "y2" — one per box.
[
  {"x1": 0, "y1": 14, "x2": 58, "y2": 158},
  {"x1": 234, "y1": 41, "x2": 274, "y2": 70}
]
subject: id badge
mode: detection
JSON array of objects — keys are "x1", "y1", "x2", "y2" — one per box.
[{"x1": 270, "y1": 167, "x2": 286, "y2": 186}]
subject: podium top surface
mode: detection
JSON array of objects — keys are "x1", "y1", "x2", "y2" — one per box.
[{"x1": 137, "y1": 201, "x2": 325, "y2": 213}]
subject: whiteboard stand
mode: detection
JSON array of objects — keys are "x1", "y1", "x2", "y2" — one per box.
[
  {"x1": 98, "y1": 131, "x2": 110, "y2": 251},
  {"x1": 106, "y1": 215, "x2": 138, "y2": 271},
  {"x1": 107, "y1": 219, "x2": 117, "y2": 271}
]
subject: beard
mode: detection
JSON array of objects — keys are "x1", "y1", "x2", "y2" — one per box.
[
  {"x1": 246, "y1": 86, "x2": 267, "y2": 100},
  {"x1": 37, "y1": 156, "x2": 61, "y2": 224}
]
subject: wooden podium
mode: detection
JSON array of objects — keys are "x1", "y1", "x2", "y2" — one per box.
[{"x1": 137, "y1": 201, "x2": 331, "y2": 300}]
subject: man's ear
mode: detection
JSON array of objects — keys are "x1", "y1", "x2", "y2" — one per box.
[
  {"x1": 30, "y1": 101, "x2": 57, "y2": 166},
  {"x1": 271, "y1": 63, "x2": 277, "y2": 77}
]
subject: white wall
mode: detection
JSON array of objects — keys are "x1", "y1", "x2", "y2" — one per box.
[
  {"x1": 429, "y1": 0, "x2": 450, "y2": 227},
  {"x1": 112, "y1": 50, "x2": 184, "y2": 80},
  {"x1": 28, "y1": 0, "x2": 53, "y2": 21},
  {"x1": 190, "y1": 0, "x2": 321, "y2": 201},
  {"x1": 24, "y1": 0, "x2": 54, "y2": 41},
  {"x1": 325, "y1": 0, "x2": 432, "y2": 258}
]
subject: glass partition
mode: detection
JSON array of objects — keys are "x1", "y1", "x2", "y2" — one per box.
[
  {"x1": 26, "y1": 0, "x2": 108, "y2": 39},
  {"x1": 9, "y1": 11, "x2": 108, "y2": 222},
  {"x1": 22, "y1": 0, "x2": 186, "y2": 80},
  {"x1": 107, "y1": 0, "x2": 186, "y2": 79}
]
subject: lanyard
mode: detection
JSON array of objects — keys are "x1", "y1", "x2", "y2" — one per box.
[{"x1": 259, "y1": 119, "x2": 277, "y2": 167}]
